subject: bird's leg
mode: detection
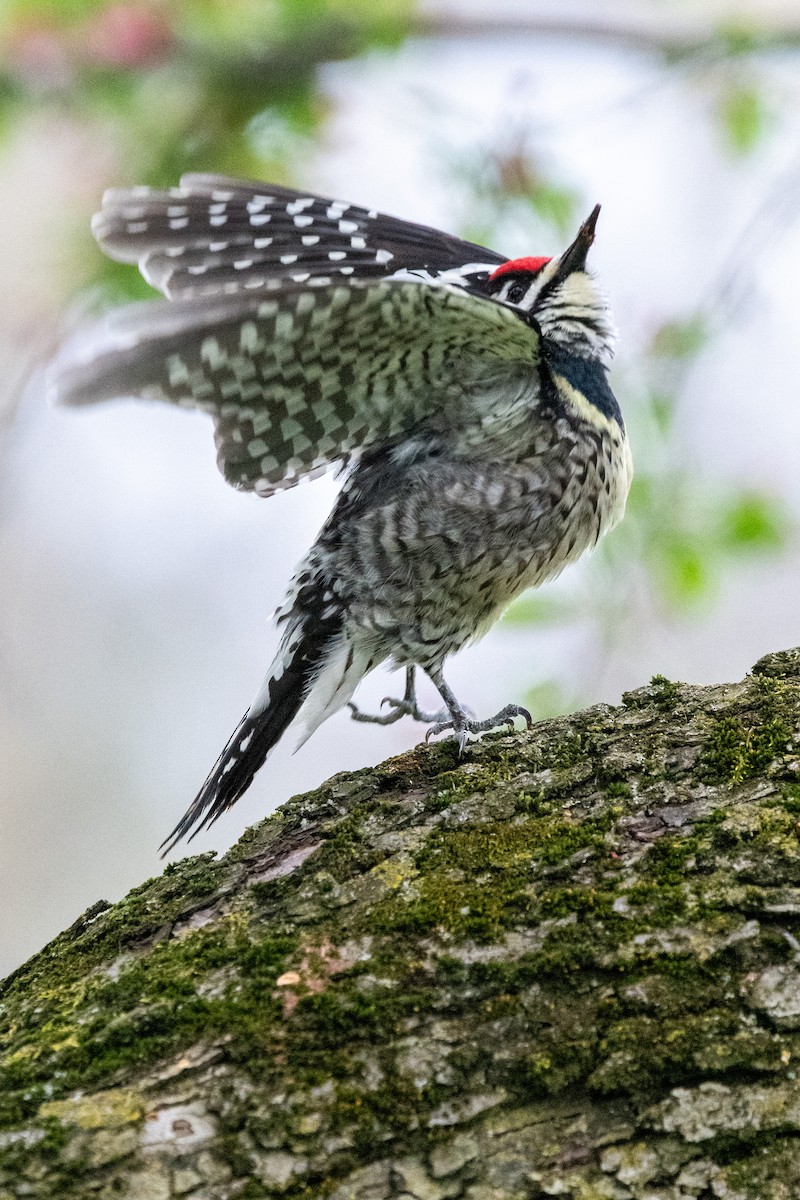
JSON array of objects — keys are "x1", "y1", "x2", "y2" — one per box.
[
  {"x1": 424, "y1": 667, "x2": 532, "y2": 753},
  {"x1": 348, "y1": 666, "x2": 448, "y2": 726}
]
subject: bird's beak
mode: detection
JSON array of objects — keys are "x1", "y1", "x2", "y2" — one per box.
[{"x1": 554, "y1": 204, "x2": 601, "y2": 278}]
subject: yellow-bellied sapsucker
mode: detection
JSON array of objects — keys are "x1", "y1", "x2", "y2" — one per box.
[{"x1": 49, "y1": 174, "x2": 633, "y2": 852}]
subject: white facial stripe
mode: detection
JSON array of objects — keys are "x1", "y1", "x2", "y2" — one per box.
[
  {"x1": 534, "y1": 273, "x2": 617, "y2": 364},
  {"x1": 491, "y1": 261, "x2": 615, "y2": 364}
]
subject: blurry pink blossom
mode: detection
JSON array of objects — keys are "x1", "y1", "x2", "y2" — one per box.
[{"x1": 82, "y1": 3, "x2": 174, "y2": 68}]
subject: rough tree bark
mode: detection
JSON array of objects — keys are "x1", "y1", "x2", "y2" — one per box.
[{"x1": 3, "y1": 649, "x2": 800, "y2": 1199}]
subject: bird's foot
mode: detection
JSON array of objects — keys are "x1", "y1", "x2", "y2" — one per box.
[
  {"x1": 425, "y1": 703, "x2": 533, "y2": 753},
  {"x1": 348, "y1": 695, "x2": 449, "y2": 726}
]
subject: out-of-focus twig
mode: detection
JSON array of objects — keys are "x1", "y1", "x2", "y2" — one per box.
[
  {"x1": 415, "y1": 1, "x2": 800, "y2": 54},
  {"x1": 702, "y1": 149, "x2": 800, "y2": 329}
]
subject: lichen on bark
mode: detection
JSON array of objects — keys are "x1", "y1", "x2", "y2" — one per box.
[{"x1": 2, "y1": 648, "x2": 800, "y2": 1198}]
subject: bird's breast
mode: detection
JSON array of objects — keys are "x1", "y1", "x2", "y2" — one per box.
[{"x1": 510, "y1": 403, "x2": 632, "y2": 596}]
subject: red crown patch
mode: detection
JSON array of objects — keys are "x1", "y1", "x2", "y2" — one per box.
[{"x1": 488, "y1": 256, "x2": 552, "y2": 281}]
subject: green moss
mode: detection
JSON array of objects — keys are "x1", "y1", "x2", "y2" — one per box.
[
  {"x1": 780, "y1": 783, "x2": 800, "y2": 812},
  {"x1": 544, "y1": 730, "x2": 594, "y2": 769},
  {"x1": 644, "y1": 830, "x2": 702, "y2": 884},
  {"x1": 518, "y1": 1032, "x2": 600, "y2": 1097},
  {"x1": 538, "y1": 885, "x2": 617, "y2": 921},
  {"x1": 514, "y1": 788, "x2": 548, "y2": 814},
  {"x1": 308, "y1": 811, "x2": 387, "y2": 880},
  {"x1": 700, "y1": 714, "x2": 791, "y2": 784},
  {"x1": 650, "y1": 674, "x2": 682, "y2": 711},
  {"x1": 329, "y1": 1076, "x2": 433, "y2": 1144},
  {"x1": 721, "y1": 1135, "x2": 800, "y2": 1194},
  {"x1": 698, "y1": 676, "x2": 797, "y2": 786},
  {"x1": 621, "y1": 878, "x2": 689, "y2": 920},
  {"x1": 372, "y1": 869, "x2": 530, "y2": 942},
  {"x1": 657, "y1": 795, "x2": 800, "y2": 892},
  {"x1": 39, "y1": 1089, "x2": 144, "y2": 1129},
  {"x1": 426, "y1": 941, "x2": 772, "y2": 1108},
  {"x1": 365, "y1": 814, "x2": 615, "y2": 943},
  {"x1": 604, "y1": 782, "x2": 632, "y2": 803},
  {"x1": 589, "y1": 1007, "x2": 743, "y2": 1095},
  {"x1": 418, "y1": 815, "x2": 610, "y2": 872},
  {"x1": 0, "y1": 852, "x2": 227, "y2": 1006},
  {"x1": 0, "y1": 914, "x2": 296, "y2": 1126},
  {"x1": 424, "y1": 743, "x2": 539, "y2": 810},
  {"x1": 0, "y1": 1115, "x2": 79, "y2": 1189}
]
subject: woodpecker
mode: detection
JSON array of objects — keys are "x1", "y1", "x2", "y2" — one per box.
[{"x1": 49, "y1": 174, "x2": 632, "y2": 852}]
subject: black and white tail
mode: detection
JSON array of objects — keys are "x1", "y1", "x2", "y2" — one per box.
[
  {"x1": 159, "y1": 603, "x2": 372, "y2": 855},
  {"x1": 159, "y1": 631, "x2": 313, "y2": 855}
]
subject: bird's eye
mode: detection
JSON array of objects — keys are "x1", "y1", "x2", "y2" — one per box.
[{"x1": 505, "y1": 280, "x2": 528, "y2": 305}]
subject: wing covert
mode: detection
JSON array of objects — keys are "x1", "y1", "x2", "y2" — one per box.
[{"x1": 50, "y1": 280, "x2": 540, "y2": 496}]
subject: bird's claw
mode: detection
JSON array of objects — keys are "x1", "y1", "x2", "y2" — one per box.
[
  {"x1": 423, "y1": 722, "x2": 471, "y2": 757},
  {"x1": 347, "y1": 700, "x2": 404, "y2": 726},
  {"x1": 512, "y1": 705, "x2": 534, "y2": 730},
  {"x1": 349, "y1": 695, "x2": 447, "y2": 726},
  {"x1": 424, "y1": 703, "x2": 532, "y2": 751}
]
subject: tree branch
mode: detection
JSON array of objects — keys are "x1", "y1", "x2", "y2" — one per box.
[
  {"x1": 3, "y1": 648, "x2": 800, "y2": 1197},
  {"x1": 416, "y1": 1, "x2": 800, "y2": 54}
]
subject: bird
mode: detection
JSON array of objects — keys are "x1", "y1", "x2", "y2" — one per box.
[{"x1": 48, "y1": 173, "x2": 633, "y2": 853}]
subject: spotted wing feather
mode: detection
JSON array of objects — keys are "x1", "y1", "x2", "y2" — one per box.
[
  {"x1": 92, "y1": 173, "x2": 506, "y2": 299},
  {"x1": 50, "y1": 280, "x2": 540, "y2": 496}
]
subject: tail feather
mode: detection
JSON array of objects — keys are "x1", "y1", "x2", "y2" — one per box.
[
  {"x1": 292, "y1": 635, "x2": 374, "y2": 752},
  {"x1": 159, "y1": 650, "x2": 309, "y2": 856},
  {"x1": 159, "y1": 590, "x2": 364, "y2": 855}
]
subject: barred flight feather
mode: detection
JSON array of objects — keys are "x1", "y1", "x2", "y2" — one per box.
[
  {"x1": 49, "y1": 280, "x2": 540, "y2": 496},
  {"x1": 92, "y1": 173, "x2": 506, "y2": 299}
]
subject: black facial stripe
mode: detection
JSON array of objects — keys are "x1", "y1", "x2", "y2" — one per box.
[
  {"x1": 530, "y1": 270, "x2": 562, "y2": 308},
  {"x1": 484, "y1": 266, "x2": 547, "y2": 301},
  {"x1": 544, "y1": 343, "x2": 623, "y2": 428}
]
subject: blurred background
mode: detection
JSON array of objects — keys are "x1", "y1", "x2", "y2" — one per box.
[{"x1": 1, "y1": 0, "x2": 799, "y2": 976}]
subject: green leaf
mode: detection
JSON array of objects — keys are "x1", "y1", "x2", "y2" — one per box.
[
  {"x1": 720, "y1": 83, "x2": 769, "y2": 156},
  {"x1": 718, "y1": 492, "x2": 789, "y2": 554},
  {"x1": 522, "y1": 680, "x2": 572, "y2": 721},
  {"x1": 4, "y1": 0, "x2": 108, "y2": 22},
  {"x1": 501, "y1": 594, "x2": 575, "y2": 627},
  {"x1": 622, "y1": 475, "x2": 657, "y2": 518},
  {"x1": 528, "y1": 181, "x2": 579, "y2": 238},
  {"x1": 650, "y1": 316, "x2": 708, "y2": 360},
  {"x1": 659, "y1": 539, "x2": 713, "y2": 605},
  {"x1": 648, "y1": 389, "x2": 677, "y2": 437},
  {"x1": 717, "y1": 22, "x2": 763, "y2": 57}
]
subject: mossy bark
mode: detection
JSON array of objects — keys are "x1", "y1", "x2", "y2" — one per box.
[{"x1": 3, "y1": 650, "x2": 800, "y2": 1199}]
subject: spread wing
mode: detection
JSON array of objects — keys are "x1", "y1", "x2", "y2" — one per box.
[
  {"x1": 91, "y1": 173, "x2": 506, "y2": 299},
  {"x1": 50, "y1": 279, "x2": 541, "y2": 496}
]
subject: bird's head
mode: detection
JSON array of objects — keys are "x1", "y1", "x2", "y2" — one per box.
[{"x1": 485, "y1": 205, "x2": 616, "y2": 365}]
